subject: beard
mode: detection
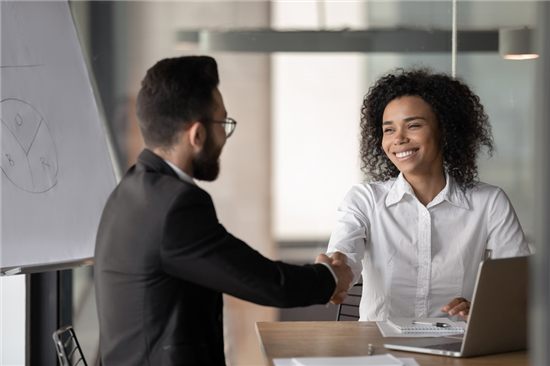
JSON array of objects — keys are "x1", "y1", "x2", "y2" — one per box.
[{"x1": 192, "y1": 132, "x2": 222, "y2": 181}]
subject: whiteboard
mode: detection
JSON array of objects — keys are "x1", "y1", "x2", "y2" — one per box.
[{"x1": 0, "y1": 1, "x2": 117, "y2": 272}]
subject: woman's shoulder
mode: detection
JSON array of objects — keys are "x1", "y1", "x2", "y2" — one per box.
[
  {"x1": 462, "y1": 180, "x2": 509, "y2": 204},
  {"x1": 466, "y1": 180, "x2": 504, "y2": 194}
]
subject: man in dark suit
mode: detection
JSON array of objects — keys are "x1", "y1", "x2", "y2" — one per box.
[{"x1": 94, "y1": 56, "x2": 353, "y2": 366}]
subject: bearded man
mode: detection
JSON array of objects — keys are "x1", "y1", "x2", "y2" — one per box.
[{"x1": 94, "y1": 56, "x2": 352, "y2": 366}]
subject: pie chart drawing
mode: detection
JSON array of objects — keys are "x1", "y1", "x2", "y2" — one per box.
[{"x1": 1, "y1": 98, "x2": 58, "y2": 193}]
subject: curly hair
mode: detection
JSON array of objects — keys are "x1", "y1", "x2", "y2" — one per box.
[{"x1": 360, "y1": 68, "x2": 494, "y2": 189}]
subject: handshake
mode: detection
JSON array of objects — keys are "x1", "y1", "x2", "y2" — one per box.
[{"x1": 315, "y1": 252, "x2": 354, "y2": 305}]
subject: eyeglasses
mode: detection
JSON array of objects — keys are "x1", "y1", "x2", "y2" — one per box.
[{"x1": 209, "y1": 117, "x2": 237, "y2": 138}]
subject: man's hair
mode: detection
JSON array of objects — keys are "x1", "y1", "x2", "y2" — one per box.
[
  {"x1": 360, "y1": 67, "x2": 494, "y2": 189},
  {"x1": 136, "y1": 56, "x2": 219, "y2": 149}
]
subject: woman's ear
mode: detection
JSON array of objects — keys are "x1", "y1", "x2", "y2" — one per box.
[{"x1": 187, "y1": 121, "x2": 207, "y2": 151}]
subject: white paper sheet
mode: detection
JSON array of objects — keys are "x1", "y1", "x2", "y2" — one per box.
[
  {"x1": 292, "y1": 354, "x2": 403, "y2": 366},
  {"x1": 273, "y1": 355, "x2": 420, "y2": 366}
]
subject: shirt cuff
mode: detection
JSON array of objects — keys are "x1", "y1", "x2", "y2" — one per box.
[{"x1": 319, "y1": 262, "x2": 338, "y2": 285}]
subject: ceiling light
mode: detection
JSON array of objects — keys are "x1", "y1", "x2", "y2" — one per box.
[{"x1": 499, "y1": 28, "x2": 539, "y2": 60}]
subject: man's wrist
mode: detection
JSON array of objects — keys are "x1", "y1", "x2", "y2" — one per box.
[{"x1": 318, "y1": 262, "x2": 338, "y2": 285}]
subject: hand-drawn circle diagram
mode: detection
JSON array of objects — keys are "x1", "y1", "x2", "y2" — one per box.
[{"x1": 1, "y1": 98, "x2": 58, "y2": 193}]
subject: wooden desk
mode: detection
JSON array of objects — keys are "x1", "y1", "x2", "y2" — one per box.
[{"x1": 255, "y1": 321, "x2": 528, "y2": 366}]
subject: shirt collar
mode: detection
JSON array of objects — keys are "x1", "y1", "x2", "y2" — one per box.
[
  {"x1": 385, "y1": 172, "x2": 469, "y2": 209},
  {"x1": 441, "y1": 172, "x2": 469, "y2": 209},
  {"x1": 163, "y1": 160, "x2": 196, "y2": 186},
  {"x1": 385, "y1": 173, "x2": 413, "y2": 207}
]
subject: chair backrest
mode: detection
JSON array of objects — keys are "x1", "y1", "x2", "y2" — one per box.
[
  {"x1": 52, "y1": 325, "x2": 88, "y2": 366},
  {"x1": 336, "y1": 283, "x2": 362, "y2": 321}
]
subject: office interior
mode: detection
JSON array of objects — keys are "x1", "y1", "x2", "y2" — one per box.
[{"x1": 0, "y1": 1, "x2": 549, "y2": 365}]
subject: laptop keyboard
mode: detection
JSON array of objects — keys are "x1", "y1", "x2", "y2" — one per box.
[{"x1": 425, "y1": 342, "x2": 462, "y2": 352}]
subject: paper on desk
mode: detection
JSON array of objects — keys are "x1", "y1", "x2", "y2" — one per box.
[
  {"x1": 273, "y1": 354, "x2": 411, "y2": 366},
  {"x1": 272, "y1": 356, "x2": 419, "y2": 366},
  {"x1": 376, "y1": 321, "x2": 467, "y2": 338},
  {"x1": 395, "y1": 358, "x2": 419, "y2": 366},
  {"x1": 273, "y1": 357, "x2": 420, "y2": 366}
]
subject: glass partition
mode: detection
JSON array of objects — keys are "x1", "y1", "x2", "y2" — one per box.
[
  {"x1": 272, "y1": 1, "x2": 455, "y2": 247},
  {"x1": 456, "y1": 1, "x2": 538, "y2": 249}
]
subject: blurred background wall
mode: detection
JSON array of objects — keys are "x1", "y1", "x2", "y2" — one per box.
[{"x1": 1, "y1": 1, "x2": 548, "y2": 365}]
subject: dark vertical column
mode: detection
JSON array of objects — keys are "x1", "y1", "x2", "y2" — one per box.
[
  {"x1": 89, "y1": 1, "x2": 122, "y2": 163},
  {"x1": 28, "y1": 270, "x2": 73, "y2": 366},
  {"x1": 59, "y1": 269, "x2": 73, "y2": 330},
  {"x1": 29, "y1": 271, "x2": 59, "y2": 366},
  {"x1": 532, "y1": 2, "x2": 550, "y2": 365},
  {"x1": 90, "y1": 1, "x2": 114, "y2": 123}
]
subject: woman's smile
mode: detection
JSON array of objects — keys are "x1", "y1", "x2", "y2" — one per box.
[{"x1": 394, "y1": 149, "x2": 419, "y2": 159}]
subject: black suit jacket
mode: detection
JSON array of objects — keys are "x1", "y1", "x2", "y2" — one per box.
[{"x1": 94, "y1": 149, "x2": 335, "y2": 366}]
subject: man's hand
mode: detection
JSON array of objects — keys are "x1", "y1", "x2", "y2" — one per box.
[
  {"x1": 440, "y1": 297, "x2": 470, "y2": 321},
  {"x1": 315, "y1": 252, "x2": 353, "y2": 305},
  {"x1": 330, "y1": 252, "x2": 348, "y2": 268}
]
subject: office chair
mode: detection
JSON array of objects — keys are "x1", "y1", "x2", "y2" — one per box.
[
  {"x1": 336, "y1": 283, "x2": 362, "y2": 321},
  {"x1": 52, "y1": 325, "x2": 88, "y2": 366}
]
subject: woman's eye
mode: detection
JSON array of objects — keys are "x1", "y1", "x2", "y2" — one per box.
[
  {"x1": 383, "y1": 128, "x2": 394, "y2": 133},
  {"x1": 409, "y1": 124, "x2": 421, "y2": 129}
]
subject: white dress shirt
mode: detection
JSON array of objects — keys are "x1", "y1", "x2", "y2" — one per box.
[{"x1": 327, "y1": 173, "x2": 530, "y2": 321}]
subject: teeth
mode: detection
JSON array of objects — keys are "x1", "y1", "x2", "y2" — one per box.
[{"x1": 396, "y1": 150, "x2": 415, "y2": 158}]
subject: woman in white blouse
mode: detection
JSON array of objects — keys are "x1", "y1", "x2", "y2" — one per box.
[{"x1": 327, "y1": 68, "x2": 530, "y2": 321}]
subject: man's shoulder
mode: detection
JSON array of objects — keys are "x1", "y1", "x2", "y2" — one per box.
[
  {"x1": 108, "y1": 166, "x2": 210, "y2": 218},
  {"x1": 126, "y1": 159, "x2": 199, "y2": 190}
]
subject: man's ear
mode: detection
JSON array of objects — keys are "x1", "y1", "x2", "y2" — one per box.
[{"x1": 186, "y1": 122, "x2": 207, "y2": 152}]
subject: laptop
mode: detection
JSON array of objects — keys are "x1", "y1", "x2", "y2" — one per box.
[{"x1": 384, "y1": 255, "x2": 529, "y2": 357}]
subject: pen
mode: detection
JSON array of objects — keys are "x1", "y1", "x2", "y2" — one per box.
[{"x1": 412, "y1": 321, "x2": 451, "y2": 328}]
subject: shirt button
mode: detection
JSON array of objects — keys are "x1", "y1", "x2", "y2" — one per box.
[
  {"x1": 423, "y1": 211, "x2": 428, "y2": 216},
  {"x1": 423, "y1": 260, "x2": 429, "y2": 267}
]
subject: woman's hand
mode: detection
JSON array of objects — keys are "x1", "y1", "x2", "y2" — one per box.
[
  {"x1": 315, "y1": 253, "x2": 353, "y2": 305},
  {"x1": 440, "y1": 297, "x2": 471, "y2": 321}
]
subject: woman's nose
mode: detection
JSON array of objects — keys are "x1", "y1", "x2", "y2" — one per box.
[{"x1": 393, "y1": 130, "x2": 409, "y2": 145}]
